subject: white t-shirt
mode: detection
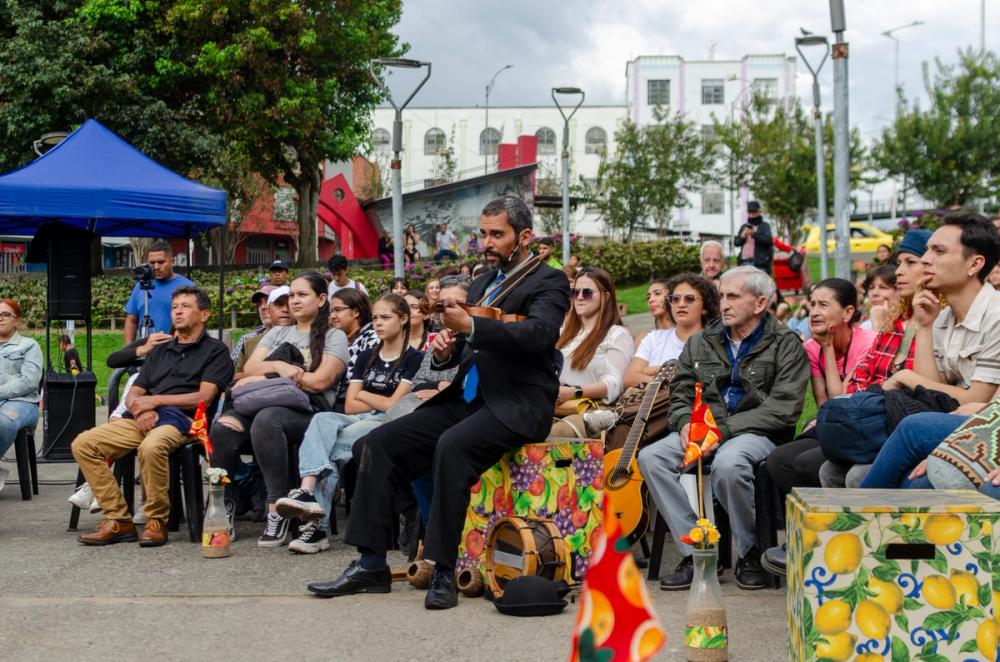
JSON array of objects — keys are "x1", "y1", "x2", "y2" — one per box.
[
  {"x1": 559, "y1": 325, "x2": 634, "y2": 404},
  {"x1": 435, "y1": 230, "x2": 456, "y2": 252},
  {"x1": 635, "y1": 328, "x2": 686, "y2": 366},
  {"x1": 328, "y1": 279, "x2": 369, "y2": 299}
]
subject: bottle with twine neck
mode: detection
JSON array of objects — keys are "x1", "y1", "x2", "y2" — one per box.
[
  {"x1": 682, "y1": 520, "x2": 728, "y2": 661},
  {"x1": 202, "y1": 467, "x2": 231, "y2": 558}
]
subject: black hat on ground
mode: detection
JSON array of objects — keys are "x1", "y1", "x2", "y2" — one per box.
[{"x1": 492, "y1": 575, "x2": 568, "y2": 617}]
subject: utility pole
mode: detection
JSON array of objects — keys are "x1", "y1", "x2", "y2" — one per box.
[
  {"x1": 484, "y1": 65, "x2": 513, "y2": 174},
  {"x1": 796, "y1": 34, "x2": 831, "y2": 280},
  {"x1": 830, "y1": 0, "x2": 851, "y2": 280},
  {"x1": 552, "y1": 87, "x2": 585, "y2": 265}
]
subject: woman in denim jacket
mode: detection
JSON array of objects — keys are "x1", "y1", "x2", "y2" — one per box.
[{"x1": 0, "y1": 298, "x2": 43, "y2": 492}]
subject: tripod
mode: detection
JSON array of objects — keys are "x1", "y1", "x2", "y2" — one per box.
[{"x1": 138, "y1": 278, "x2": 155, "y2": 339}]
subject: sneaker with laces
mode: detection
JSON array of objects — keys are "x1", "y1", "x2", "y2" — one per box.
[
  {"x1": 257, "y1": 512, "x2": 290, "y2": 547},
  {"x1": 88, "y1": 496, "x2": 103, "y2": 513},
  {"x1": 69, "y1": 483, "x2": 94, "y2": 509},
  {"x1": 289, "y1": 523, "x2": 330, "y2": 554},
  {"x1": 275, "y1": 487, "x2": 324, "y2": 521}
]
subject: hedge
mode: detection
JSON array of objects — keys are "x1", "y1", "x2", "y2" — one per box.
[{"x1": 0, "y1": 239, "x2": 699, "y2": 328}]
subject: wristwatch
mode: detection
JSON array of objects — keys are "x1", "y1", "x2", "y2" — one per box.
[{"x1": 573, "y1": 386, "x2": 584, "y2": 399}]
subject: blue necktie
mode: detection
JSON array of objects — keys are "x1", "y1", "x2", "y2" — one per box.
[{"x1": 463, "y1": 272, "x2": 506, "y2": 403}]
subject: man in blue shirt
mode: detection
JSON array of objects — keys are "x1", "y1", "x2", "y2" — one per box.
[{"x1": 123, "y1": 241, "x2": 194, "y2": 343}]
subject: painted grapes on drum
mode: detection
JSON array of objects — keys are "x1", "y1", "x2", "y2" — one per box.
[
  {"x1": 786, "y1": 488, "x2": 1000, "y2": 662},
  {"x1": 457, "y1": 439, "x2": 605, "y2": 585}
]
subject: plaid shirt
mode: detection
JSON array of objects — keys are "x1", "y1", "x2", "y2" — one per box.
[{"x1": 846, "y1": 316, "x2": 914, "y2": 393}]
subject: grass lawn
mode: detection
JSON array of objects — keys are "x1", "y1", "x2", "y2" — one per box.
[{"x1": 617, "y1": 283, "x2": 649, "y2": 317}]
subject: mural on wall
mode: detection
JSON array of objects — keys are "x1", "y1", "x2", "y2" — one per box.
[{"x1": 370, "y1": 170, "x2": 535, "y2": 257}]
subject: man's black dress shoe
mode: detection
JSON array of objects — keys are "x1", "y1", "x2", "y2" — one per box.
[
  {"x1": 424, "y1": 566, "x2": 458, "y2": 610},
  {"x1": 761, "y1": 543, "x2": 787, "y2": 577},
  {"x1": 307, "y1": 560, "x2": 391, "y2": 598}
]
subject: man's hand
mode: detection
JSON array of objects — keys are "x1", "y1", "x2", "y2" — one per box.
[
  {"x1": 439, "y1": 299, "x2": 473, "y2": 335},
  {"x1": 984, "y1": 466, "x2": 1000, "y2": 487},
  {"x1": 741, "y1": 226, "x2": 754, "y2": 239},
  {"x1": 136, "y1": 332, "x2": 172, "y2": 358},
  {"x1": 912, "y1": 281, "x2": 940, "y2": 328},
  {"x1": 273, "y1": 363, "x2": 305, "y2": 382},
  {"x1": 414, "y1": 389, "x2": 439, "y2": 401},
  {"x1": 128, "y1": 395, "x2": 159, "y2": 416},
  {"x1": 556, "y1": 385, "x2": 576, "y2": 406},
  {"x1": 678, "y1": 423, "x2": 691, "y2": 449},
  {"x1": 431, "y1": 328, "x2": 457, "y2": 363},
  {"x1": 135, "y1": 410, "x2": 158, "y2": 434}
]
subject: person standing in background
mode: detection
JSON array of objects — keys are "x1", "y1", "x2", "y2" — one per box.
[{"x1": 733, "y1": 201, "x2": 774, "y2": 274}]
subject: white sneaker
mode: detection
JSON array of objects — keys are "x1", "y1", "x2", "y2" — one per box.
[
  {"x1": 88, "y1": 496, "x2": 103, "y2": 513},
  {"x1": 69, "y1": 483, "x2": 94, "y2": 509},
  {"x1": 0, "y1": 466, "x2": 8, "y2": 493},
  {"x1": 584, "y1": 410, "x2": 618, "y2": 436},
  {"x1": 133, "y1": 502, "x2": 147, "y2": 524}
]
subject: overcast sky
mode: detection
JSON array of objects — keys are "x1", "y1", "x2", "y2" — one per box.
[{"x1": 383, "y1": 0, "x2": 990, "y2": 143}]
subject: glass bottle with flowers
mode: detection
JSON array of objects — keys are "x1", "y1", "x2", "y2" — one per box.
[
  {"x1": 681, "y1": 518, "x2": 727, "y2": 661},
  {"x1": 202, "y1": 467, "x2": 231, "y2": 558}
]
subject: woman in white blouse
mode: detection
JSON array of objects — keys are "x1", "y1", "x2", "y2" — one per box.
[
  {"x1": 624, "y1": 273, "x2": 721, "y2": 388},
  {"x1": 556, "y1": 267, "x2": 634, "y2": 405}
]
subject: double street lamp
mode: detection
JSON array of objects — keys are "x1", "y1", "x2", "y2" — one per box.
[
  {"x1": 369, "y1": 57, "x2": 432, "y2": 277},
  {"x1": 881, "y1": 21, "x2": 924, "y2": 100},
  {"x1": 484, "y1": 65, "x2": 513, "y2": 173},
  {"x1": 552, "y1": 87, "x2": 585, "y2": 265},
  {"x1": 796, "y1": 33, "x2": 831, "y2": 280}
]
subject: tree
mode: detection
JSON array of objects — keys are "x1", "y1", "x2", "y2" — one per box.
[
  {"x1": 714, "y1": 95, "x2": 865, "y2": 243},
  {"x1": 587, "y1": 108, "x2": 714, "y2": 242},
  {"x1": 535, "y1": 158, "x2": 585, "y2": 237},
  {"x1": 873, "y1": 49, "x2": 1000, "y2": 207}
]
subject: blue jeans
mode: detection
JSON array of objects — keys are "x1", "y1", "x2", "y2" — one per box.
[
  {"x1": 298, "y1": 411, "x2": 384, "y2": 531},
  {"x1": 0, "y1": 400, "x2": 39, "y2": 458},
  {"x1": 859, "y1": 413, "x2": 965, "y2": 489}
]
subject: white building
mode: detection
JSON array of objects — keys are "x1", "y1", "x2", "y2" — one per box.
[{"x1": 365, "y1": 52, "x2": 796, "y2": 241}]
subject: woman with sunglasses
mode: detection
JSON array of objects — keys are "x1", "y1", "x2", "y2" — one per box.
[
  {"x1": 556, "y1": 267, "x2": 634, "y2": 406},
  {"x1": 0, "y1": 298, "x2": 42, "y2": 492},
  {"x1": 624, "y1": 274, "x2": 719, "y2": 388},
  {"x1": 631, "y1": 278, "x2": 676, "y2": 350}
]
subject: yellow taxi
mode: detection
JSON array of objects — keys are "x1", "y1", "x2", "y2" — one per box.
[{"x1": 799, "y1": 222, "x2": 893, "y2": 255}]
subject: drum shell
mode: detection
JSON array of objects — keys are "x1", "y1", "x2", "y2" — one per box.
[{"x1": 484, "y1": 516, "x2": 567, "y2": 599}]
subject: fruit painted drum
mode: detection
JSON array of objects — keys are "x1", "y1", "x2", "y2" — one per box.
[
  {"x1": 786, "y1": 487, "x2": 1000, "y2": 662},
  {"x1": 457, "y1": 438, "x2": 605, "y2": 587}
]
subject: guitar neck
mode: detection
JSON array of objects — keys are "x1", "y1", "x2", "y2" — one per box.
[{"x1": 614, "y1": 379, "x2": 663, "y2": 471}]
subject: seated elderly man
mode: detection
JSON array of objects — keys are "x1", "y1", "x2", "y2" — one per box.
[
  {"x1": 72, "y1": 286, "x2": 233, "y2": 547},
  {"x1": 637, "y1": 266, "x2": 809, "y2": 591},
  {"x1": 700, "y1": 240, "x2": 726, "y2": 285}
]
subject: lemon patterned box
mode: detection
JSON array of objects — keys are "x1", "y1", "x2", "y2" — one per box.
[{"x1": 786, "y1": 488, "x2": 1000, "y2": 662}]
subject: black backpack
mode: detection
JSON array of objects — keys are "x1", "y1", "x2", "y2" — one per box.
[{"x1": 816, "y1": 391, "x2": 889, "y2": 465}]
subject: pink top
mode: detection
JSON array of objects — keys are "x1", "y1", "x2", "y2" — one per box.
[{"x1": 803, "y1": 325, "x2": 878, "y2": 380}]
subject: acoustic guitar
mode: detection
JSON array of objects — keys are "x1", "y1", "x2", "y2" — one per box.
[{"x1": 602, "y1": 363, "x2": 673, "y2": 545}]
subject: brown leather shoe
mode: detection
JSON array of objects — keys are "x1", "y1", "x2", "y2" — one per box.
[
  {"x1": 78, "y1": 518, "x2": 138, "y2": 546},
  {"x1": 138, "y1": 518, "x2": 168, "y2": 547}
]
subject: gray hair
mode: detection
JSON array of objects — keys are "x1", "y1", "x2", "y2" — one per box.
[
  {"x1": 700, "y1": 240, "x2": 724, "y2": 258},
  {"x1": 482, "y1": 195, "x2": 532, "y2": 235},
  {"x1": 719, "y1": 266, "x2": 776, "y2": 300},
  {"x1": 438, "y1": 274, "x2": 472, "y2": 293}
]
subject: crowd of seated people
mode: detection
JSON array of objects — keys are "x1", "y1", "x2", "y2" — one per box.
[{"x1": 58, "y1": 210, "x2": 1000, "y2": 617}]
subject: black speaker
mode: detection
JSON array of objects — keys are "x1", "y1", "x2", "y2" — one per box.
[
  {"x1": 43, "y1": 370, "x2": 96, "y2": 461},
  {"x1": 26, "y1": 222, "x2": 93, "y2": 320}
]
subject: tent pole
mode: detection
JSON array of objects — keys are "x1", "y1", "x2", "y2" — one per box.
[
  {"x1": 185, "y1": 227, "x2": 193, "y2": 278},
  {"x1": 218, "y1": 228, "x2": 225, "y2": 338}
]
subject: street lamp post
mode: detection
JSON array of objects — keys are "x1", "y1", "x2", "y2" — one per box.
[
  {"x1": 829, "y1": 0, "x2": 851, "y2": 280},
  {"x1": 484, "y1": 65, "x2": 513, "y2": 174},
  {"x1": 796, "y1": 34, "x2": 831, "y2": 280},
  {"x1": 882, "y1": 21, "x2": 924, "y2": 100},
  {"x1": 369, "y1": 57, "x2": 432, "y2": 278},
  {"x1": 552, "y1": 87, "x2": 585, "y2": 265},
  {"x1": 727, "y1": 82, "x2": 756, "y2": 258}
]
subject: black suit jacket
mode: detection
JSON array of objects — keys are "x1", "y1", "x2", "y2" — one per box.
[{"x1": 433, "y1": 260, "x2": 570, "y2": 440}]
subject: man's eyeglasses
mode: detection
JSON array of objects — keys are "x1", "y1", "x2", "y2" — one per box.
[
  {"x1": 668, "y1": 294, "x2": 701, "y2": 306},
  {"x1": 0, "y1": 312, "x2": 17, "y2": 320},
  {"x1": 570, "y1": 288, "x2": 596, "y2": 301}
]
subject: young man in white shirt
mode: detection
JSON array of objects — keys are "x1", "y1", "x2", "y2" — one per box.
[{"x1": 326, "y1": 254, "x2": 369, "y2": 299}]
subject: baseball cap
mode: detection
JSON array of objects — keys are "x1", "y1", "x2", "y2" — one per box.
[
  {"x1": 269, "y1": 259, "x2": 290, "y2": 271},
  {"x1": 251, "y1": 285, "x2": 275, "y2": 305},
  {"x1": 747, "y1": 200, "x2": 761, "y2": 212},
  {"x1": 267, "y1": 286, "x2": 290, "y2": 305}
]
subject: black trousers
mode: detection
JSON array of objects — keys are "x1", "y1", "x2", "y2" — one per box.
[
  {"x1": 343, "y1": 395, "x2": 522, "y2": 568},
  {"x1": 765, "y1": 436, "x2": 825, "y2": 504},
  {"x1": 210, "y1": 406, "x2": 314, "y2": 502}
]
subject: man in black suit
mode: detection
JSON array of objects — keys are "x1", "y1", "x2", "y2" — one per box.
[{"x1": 304, "y1": 196, "x2": 569, "y2": 608}]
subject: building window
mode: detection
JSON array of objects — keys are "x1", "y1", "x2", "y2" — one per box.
[
  {"x1": 424, "y1": 128, "x2": 446, "y2": 155},
  {"x1": 480, "y1": 127, "x2": 501, "y2": 155},
  {"x1": 700, "y1": 124, "x2": 717, "y2": 144},
  {"x1": 752, "y1": 78, "x2": 779, "y2": 101},
  {"x1": 702, "y1": 189, "x2": 724, "y2": 215},
  {"x1": 536, "y1": 127, "x2": 557, "y2": 155},
  {"x1": 585, "y1": 127, "x2": 607, "y2": 155},
  {"x1": 701, "y1": 79, "x2": 724, "y2": 105},
  {"x1": 647, "y1": 79, "x2": 670, "y2": 106},
  {"x1": 372, "y1": 128, "x2": 391, "y2": 153}
]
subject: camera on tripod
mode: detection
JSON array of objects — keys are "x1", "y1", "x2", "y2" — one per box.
[{"x1": 131, "y1": 263, "x2": 156, "y2": 290}]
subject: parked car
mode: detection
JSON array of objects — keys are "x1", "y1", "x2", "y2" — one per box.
[{"x1": 799, "y1": 222, "x2": 893, "y2": 255}]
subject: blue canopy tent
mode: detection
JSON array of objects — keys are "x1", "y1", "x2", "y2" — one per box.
[{"x1": 0, "y1": 118, "x2": 229, "y2": 334}]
